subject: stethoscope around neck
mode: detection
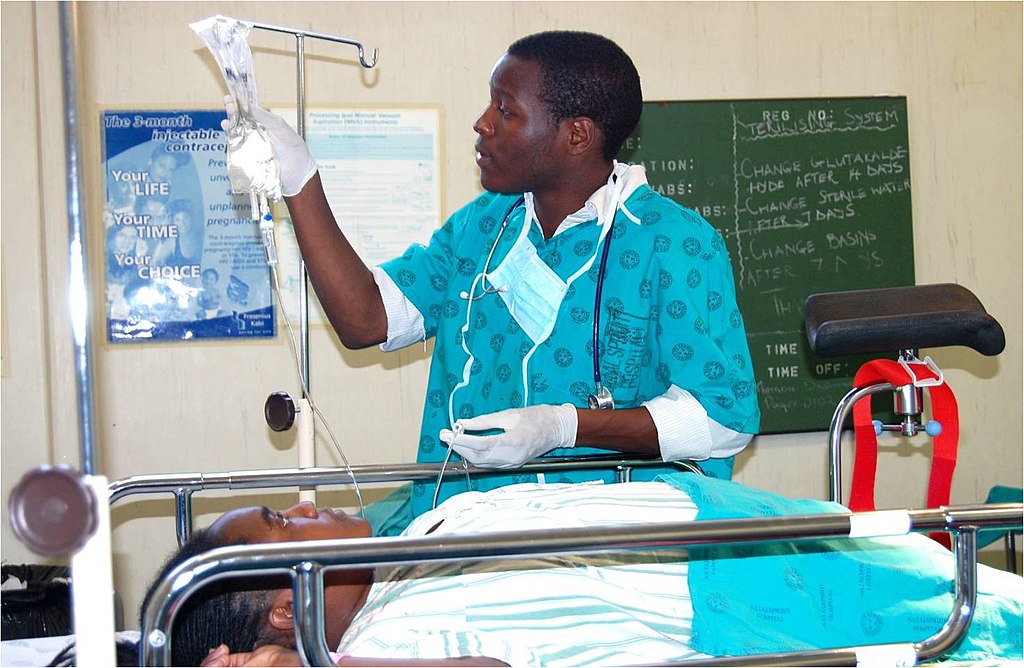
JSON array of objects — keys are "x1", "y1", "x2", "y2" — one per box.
[
  {"x1": 587, "y1": 223, "x2": 615, "y2": 410},
  {"x1": 462, "y1": 196, "x2": 616, "y2": 411}
]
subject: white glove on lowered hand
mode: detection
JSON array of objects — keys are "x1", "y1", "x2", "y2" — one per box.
[
  {"x1": 221, "y1": 95, "x2": 318, "y2": 197},
  {"x1": 439, "y1": 404, "x2": 578, "y2": 469}
]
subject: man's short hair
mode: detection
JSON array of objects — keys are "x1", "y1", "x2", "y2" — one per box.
[{"x1": 507, "y1": 31, "x2": 642, "y2": 161}]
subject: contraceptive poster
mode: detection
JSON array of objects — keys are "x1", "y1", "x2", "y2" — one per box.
[{"x1": 101, "y1": 110, "x2": 274, "y2": 342}]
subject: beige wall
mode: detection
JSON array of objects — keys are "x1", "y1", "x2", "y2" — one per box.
[{"x1": 3, "y1": 0, "x2": 1021, "y2": 624}]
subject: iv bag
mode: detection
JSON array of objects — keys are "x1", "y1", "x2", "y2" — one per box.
[{"x1": 190, "y1": 15, "x2": 281, "y2": 206}]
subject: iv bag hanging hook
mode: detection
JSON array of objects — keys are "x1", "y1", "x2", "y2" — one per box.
[{"x1": 246, "y1": 21, "x2": 379, "y2": 68}]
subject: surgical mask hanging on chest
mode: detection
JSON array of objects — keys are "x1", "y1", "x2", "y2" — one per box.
[
  {"x1": 486, "y1": 168, "x2": 631, "y2": 345},
  {"x1": 486, "y1": 231, "x2": 567, "y2": 344}
]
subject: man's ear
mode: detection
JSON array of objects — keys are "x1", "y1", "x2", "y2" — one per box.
[
  {"x1": 564, "y1": 117, "x2": 601, "y2": 157},
  {"x1": 267, "y1": 589, "x2": 295, "y2": 632}
]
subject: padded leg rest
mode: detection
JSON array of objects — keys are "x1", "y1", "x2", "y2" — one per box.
[{"x1": 803, "y1": 283, "x2": 1005, "y2": 358}]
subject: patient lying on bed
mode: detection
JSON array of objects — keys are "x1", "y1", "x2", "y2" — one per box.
[
  {"x1": 52, "y1": 475, "x2": 1024, "y2": 667},
  {"x1": 85, "y1": 480, "x2": 703, "y2": 667}
]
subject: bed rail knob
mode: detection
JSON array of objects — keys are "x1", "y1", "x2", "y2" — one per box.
[
  {"x1": 265, "y1": 390, "x2": 298, "y2": 432},
  {"x1": 8, "y1": 465, "x2": 98, "y2": 557}
]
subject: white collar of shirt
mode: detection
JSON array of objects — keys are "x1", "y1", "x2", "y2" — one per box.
[{"x1": 523, "y1": 161, "x2": 649, "y2": 237}]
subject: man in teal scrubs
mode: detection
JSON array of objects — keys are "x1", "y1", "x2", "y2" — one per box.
[{"x1": 226, "y1": 31, "x2": 760, "y2": 528}]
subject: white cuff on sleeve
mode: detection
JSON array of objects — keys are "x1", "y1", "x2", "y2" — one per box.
[
  {"x1": 643, "y1": 385, "x2": 713, "y2": 461},
  {"x1": 643, "y1": 385, "x2": 752, "y2": 461},
  {"x1": 370, "y1": 265, "x2": 426, "y2": 352}
]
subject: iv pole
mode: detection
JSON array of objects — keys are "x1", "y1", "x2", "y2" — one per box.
[
  {"x1": 247, "y1": 22, "x2": 378, "y2": 503},
  {"x1": 6, "y1": 4, "x2": 118, "y2": 665}
]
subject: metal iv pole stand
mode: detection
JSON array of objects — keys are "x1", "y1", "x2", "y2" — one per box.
[
  {"x1": 6, "y1": 4, "x2": 118, "y2": 665},
  {"x1": 247, "y1": 22, "x2": 378, "y2": 502}
]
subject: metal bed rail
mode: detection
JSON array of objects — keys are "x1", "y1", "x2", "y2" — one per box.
[
  {"x1": 108, "y1": 456, "x2": 704, "y2": 545},
  {"x1": 140, "y1": 502, "x2": 1023, "y2": 667}
]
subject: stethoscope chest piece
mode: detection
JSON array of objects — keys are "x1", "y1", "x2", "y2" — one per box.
[{"x1": 588, "y1": 384, "x2": 615, "y2": 410}]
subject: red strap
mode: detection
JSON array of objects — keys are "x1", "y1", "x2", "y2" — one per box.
[{"x1": 849, "y1": 359, "x2": 959, "y2": 548}]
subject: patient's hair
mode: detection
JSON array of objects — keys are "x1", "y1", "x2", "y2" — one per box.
[
  {"x1": 507, "y1": 31, "x2": 642, "y2": 161},
  {"x1": 48, "y1": 526, "x2": 283, "y2": 667}
]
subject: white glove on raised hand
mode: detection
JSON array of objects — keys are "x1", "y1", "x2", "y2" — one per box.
[
  {"x1": 439, "y1": 404, "x2": 578, "y2": 469},
  {"x1": 221, "y1": 95, "x2": 317, "y2": 197}
]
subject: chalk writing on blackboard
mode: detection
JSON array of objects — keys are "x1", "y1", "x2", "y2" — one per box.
[{"x1": 622, "y1": 98, "x2": 914, "y2": 433}]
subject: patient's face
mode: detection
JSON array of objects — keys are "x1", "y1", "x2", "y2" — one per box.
[
  {"x1": 208, "y1": 502, "x2": 373, "y2": 649},
  {"x1": 210, "y1": 501, "x2": 372, "y2": 544}
]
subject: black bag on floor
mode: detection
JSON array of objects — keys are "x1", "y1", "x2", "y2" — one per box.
[{"x1": 1, "y1": 564, "x2": 71, "y2": 639}]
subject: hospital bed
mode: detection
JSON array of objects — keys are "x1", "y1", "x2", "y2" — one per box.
[
  {"x1": 130, "y1": 471, "x2": 1022, "y2": 667},
  {"x1": 7, "y1": 281, "x2": 1020, "y2": 666},
  {"x1": 4, "y1": 456, "x2": 1021, "y2": 667}
]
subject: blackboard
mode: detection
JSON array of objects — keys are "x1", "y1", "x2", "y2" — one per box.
[{"x1": 621, "y1": 97, "x2": 915, "y2": 433}]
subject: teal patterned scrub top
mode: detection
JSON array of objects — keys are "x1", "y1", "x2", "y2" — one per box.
[{"x1": 380, "y1": 181, "x2": 760, "y2": 519}]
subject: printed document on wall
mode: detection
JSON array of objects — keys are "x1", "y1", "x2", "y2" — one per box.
[{"x1": 273, "y1": 107, "x2": 442, "y2": 325}]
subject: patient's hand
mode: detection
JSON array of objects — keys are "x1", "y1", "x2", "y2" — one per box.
[{"x1": 200, "y1": 644, "x2": 299, "y2": 667}]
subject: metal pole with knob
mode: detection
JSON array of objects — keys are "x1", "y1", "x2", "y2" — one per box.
[
  {"x1": 248, "y1": 21, "x2": 378, "y2": 505},
  {"x1": 8, "y1": 4, "x2": 116, "y2": 665}
]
